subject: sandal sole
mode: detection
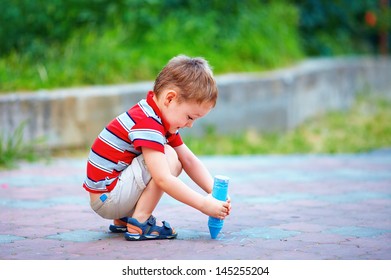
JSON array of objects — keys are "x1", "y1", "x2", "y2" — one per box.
[
  {"x1": 109, "y1": 225, "x2": 127, "y2": 233},
  {"x1": 124, "y1": 232, "x2": 177, "y2": 241}
]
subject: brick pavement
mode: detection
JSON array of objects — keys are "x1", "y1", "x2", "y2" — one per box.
[{"x1": 0, "y1": 150, "x2": 390, "y2": 260}]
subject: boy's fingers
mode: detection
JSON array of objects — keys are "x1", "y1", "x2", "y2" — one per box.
[{"x1": 223, "y1": 201, "x2": 231, "y2": 216}]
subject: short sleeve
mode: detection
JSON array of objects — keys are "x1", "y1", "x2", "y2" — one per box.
[
  {"x1": 167, "y1": 132, "x2": 183, "y2": 147},
  {"x1": 129, "y1": 118, "x2": 166, "y2": 153}
]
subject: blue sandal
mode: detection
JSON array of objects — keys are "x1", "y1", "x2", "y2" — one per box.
[
  {"x1": 124, "y1": 215, "x2": 177, "y2": 241},
  {"x1": 109, "y1": 217, "x2": 128, "y2": 233}
]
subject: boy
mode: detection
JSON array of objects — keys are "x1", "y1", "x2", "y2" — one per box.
[{"x1": 83, "y1": 55, "x2": 231, "y2": 241}]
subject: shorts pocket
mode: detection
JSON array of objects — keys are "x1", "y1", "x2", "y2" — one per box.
[{"x1": 90, "y1": 193, "x2": 109, "y2": 212}]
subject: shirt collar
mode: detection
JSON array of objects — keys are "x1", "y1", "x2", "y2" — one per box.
[{"x1": 146, "y1": 91, "x2": 171, "y2": 132}]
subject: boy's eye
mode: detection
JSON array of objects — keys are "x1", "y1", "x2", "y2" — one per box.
[{"x1": 187, "y1": 116, "x2": 194, "y2": 121}]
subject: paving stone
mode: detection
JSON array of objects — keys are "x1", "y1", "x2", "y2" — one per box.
[{"x1": 0, "y1": 151, "x2": 390, "y2": 260}]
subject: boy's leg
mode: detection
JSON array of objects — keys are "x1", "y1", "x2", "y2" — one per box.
[{"x1": 130, "y1": 145, "x2": 182, "y2": 224}]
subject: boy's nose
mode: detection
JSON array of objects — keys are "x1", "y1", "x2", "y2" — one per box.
[{"x1": 186, "y1": 121, "x2": 194, "y2": 128}]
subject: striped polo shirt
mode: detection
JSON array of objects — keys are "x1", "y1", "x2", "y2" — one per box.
[{"x1": 83, "y1": 91, "x2": 183, "y2": 193}]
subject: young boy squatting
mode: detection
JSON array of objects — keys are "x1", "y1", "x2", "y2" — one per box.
[{"x1": 83, "y1": 55, "x2": 231, "y2": 241}]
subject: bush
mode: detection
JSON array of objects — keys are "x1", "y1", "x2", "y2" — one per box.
[
  {"x1": 295, "y1": 0, "x2": 383, "y2": 55},
  {"x1": 0, "y1": 0, "x2": 119, "y2": 56},
  {"x1": 0, "y1": 0, "x2": 303, "y2": 92}
]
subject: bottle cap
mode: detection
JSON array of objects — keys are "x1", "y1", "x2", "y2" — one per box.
[{"x1": 215, "y1": 175, "x2": 230, "y2": 183}]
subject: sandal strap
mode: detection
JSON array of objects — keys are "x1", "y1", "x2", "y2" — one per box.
[
  {"x1": 127, "y1": 215, "x2": 175, "y2": 236},
  {"x1": 149, "y1": 221, "x2": 175, "y2": 236},
  {"x1": 162, "y1": 221, "x2": 172, "y2": 229},
  {"x1": 146, "y1": 215, "x2": 156, "y2": 226},
  {"x1": 140, "y1": 215, "x2": 157, "y2": 235}
]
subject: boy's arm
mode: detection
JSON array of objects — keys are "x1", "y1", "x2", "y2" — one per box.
[
  {"x1": 142, "y1": 146, "x2": 228, "y2": 219},
  {"x1": 174, "y1": 143, "x2": 214, "y2": 194}
]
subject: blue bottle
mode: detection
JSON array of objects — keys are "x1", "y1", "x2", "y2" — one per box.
[{"x1": 208, "y1": 175, "x2": 230, "y2": 239}]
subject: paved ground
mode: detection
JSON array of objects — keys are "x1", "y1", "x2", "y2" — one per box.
[{"x1": 0, "y1": 150, "x2": 390, "y2": 260}]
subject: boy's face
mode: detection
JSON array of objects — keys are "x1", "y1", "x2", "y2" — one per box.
[{"x1": 161, "y1": 91, "x2": 213, "y2": 134}]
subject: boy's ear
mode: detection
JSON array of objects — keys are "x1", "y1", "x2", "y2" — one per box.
[{"x1": 164, "y1": 90, "x2": 177, "y2": 105}]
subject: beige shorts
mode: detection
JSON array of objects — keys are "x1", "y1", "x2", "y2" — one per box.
[{"x1": 89, "y1": 154, "x2": 152, "y2": 220}]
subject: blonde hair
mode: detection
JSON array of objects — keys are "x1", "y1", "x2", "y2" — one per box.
[{"x1": 153, "y1": 55, "x2": 218, "y2": 107}]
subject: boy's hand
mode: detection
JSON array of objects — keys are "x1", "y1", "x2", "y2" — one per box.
[
  {"x1": 201, "y1": 194, "x2": 231, "y2": 220},
  {"x1": 226, "y1": 195, "x2": 232, "y2": 215}
]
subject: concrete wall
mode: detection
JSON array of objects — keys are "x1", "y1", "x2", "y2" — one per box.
[
  {"x1": 206, "y1": 56, "x2": 391, "y2": 135},
  {"x1": 1, "y1": 56, "x2": 390, "y2": 150}
]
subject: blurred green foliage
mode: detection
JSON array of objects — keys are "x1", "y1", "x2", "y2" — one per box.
[
  {"x1": 0, "y1": 0, "x2": 388, "y2": 92},
  {"x1": 0, "y1": 0, "x2": 119, "y2": 55},
  {"x1": 0, "y1": 121, "x2": 40, "y2": 169},
  {"x1": 1, "y1": 0, "x2": 300, "y2": 91},
  {"x1": 295, "y1": 0, "x2": 387, "y2": 55}
]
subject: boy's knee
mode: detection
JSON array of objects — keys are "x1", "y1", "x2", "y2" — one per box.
[{"x1": 165, "y1": 145, "x2": 182, "y2": 176}]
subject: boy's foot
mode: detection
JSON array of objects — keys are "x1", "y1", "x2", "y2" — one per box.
[
  {"x1": 124, "y1": 215, "x2": 177, "y2": 241},
  {"x1": 109, "y1": 217, "x2": 128, "y2": 233}
]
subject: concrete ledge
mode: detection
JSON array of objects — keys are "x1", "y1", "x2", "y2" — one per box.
[{"x1": 1, "y1": 56, "x2": 390, "y2": 150}]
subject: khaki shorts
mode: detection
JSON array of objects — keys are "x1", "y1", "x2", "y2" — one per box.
[{"x1": 89, "y1": 154, "x2": 152, "y2": 220}]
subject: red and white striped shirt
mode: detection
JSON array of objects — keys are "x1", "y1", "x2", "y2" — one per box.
[{"x1": 83, "y1": 91, "x2": 183, "y2": 193}]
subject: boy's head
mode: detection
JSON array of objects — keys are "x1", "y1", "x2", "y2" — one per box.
[{"x1": 153, "y1": 55, "x2": 218, "y2": 107}]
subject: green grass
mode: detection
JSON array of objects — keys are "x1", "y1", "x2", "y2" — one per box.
[
  {"x1": 185, "y1": 95, "x2": 391, "y2": 155},
  {"x1": 0, "y1": 122, "x2": 40, "y2": 169},
  {"x1": 0, "y1": 2, "x2": 303, "y2": 93}
]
